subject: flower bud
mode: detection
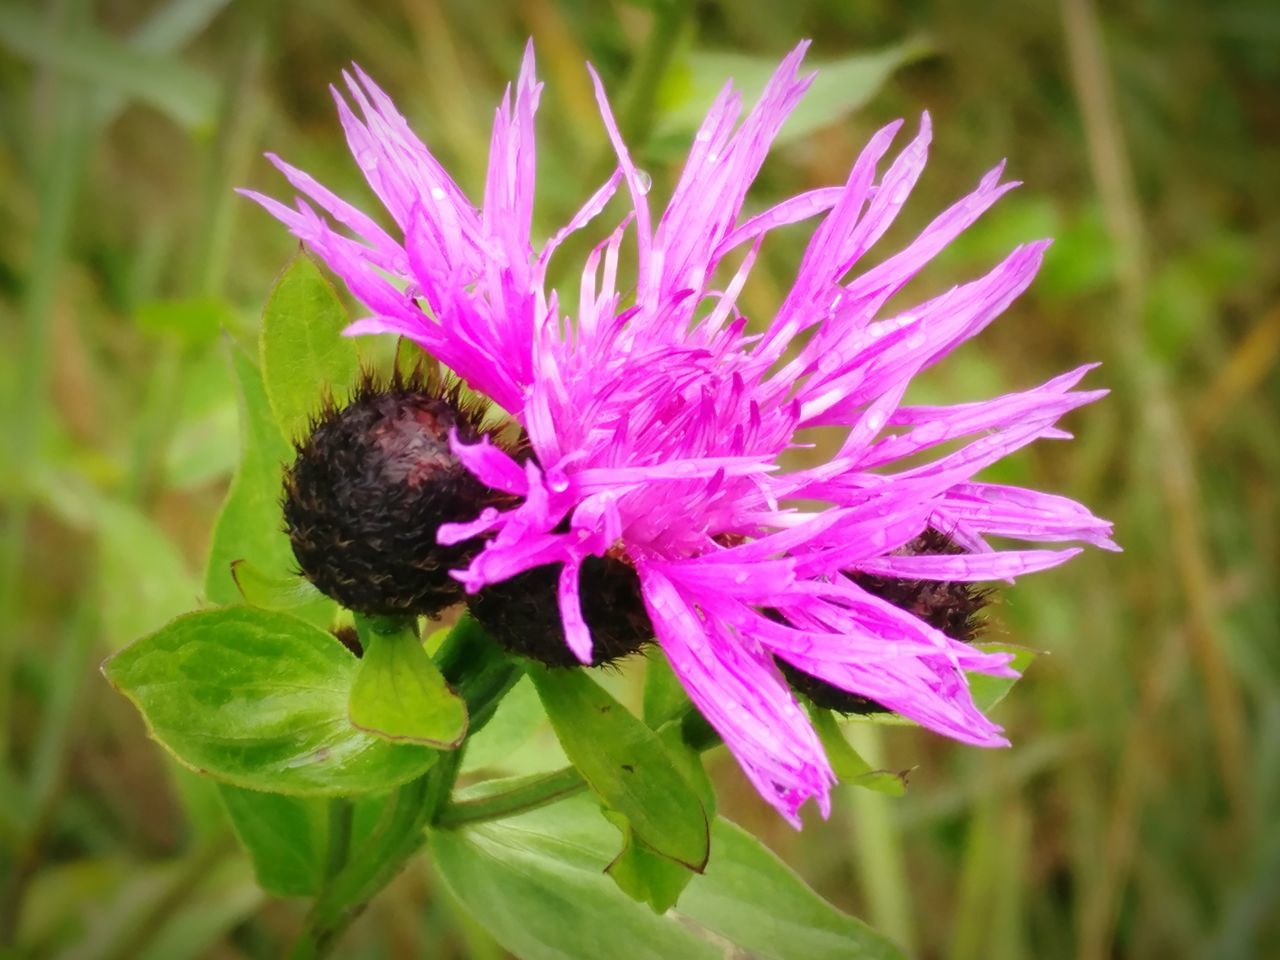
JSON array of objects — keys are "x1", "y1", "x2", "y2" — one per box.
[
  {"x1": 778, "y1": 529, "x2": 990, "y2": 714},
  {"x1": 283, "y1": 371, "x2": 505, "y2": 617},
  {"x1": 467, "y1": 555, "x2": 652, "y2": 667}
]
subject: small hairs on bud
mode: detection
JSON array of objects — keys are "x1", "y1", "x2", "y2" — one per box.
[
  {"x1": 778, "y1": 528, "x2": 991, "y2": 714},
  {"x1": 467, "y1": 555, "x2": 653, "y2": 667},
  {"x1": 283, "y1": 369, "x2": 506, "y2": 617}
]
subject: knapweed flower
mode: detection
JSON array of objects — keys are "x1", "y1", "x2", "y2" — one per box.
[
  {"x1": 282, "y1": 369, "x2": 504, "y2": 617},
  {"x1": 243, "y1": 41, "x2": 1117, "y2": 824}
]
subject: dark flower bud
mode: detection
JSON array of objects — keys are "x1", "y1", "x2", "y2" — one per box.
[
  {"x1": 283, "y1": 370, "x2": 507, "y2": 617},
  {"x1": 466, "y1": 554, "x2": 652, "y2": 667},
  {"x1": 778, "y1": 528, "x2": 991, "y2": 715}
]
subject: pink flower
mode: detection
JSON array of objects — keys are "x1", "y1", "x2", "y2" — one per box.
[{"x1": 244, "y1": 41, "x2": 1117, "y2": 825}]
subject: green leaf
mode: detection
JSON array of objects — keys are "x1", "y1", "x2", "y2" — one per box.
[
  {"x1": 528, "y1": 665, "x2": 709, "y2": 872},
  {"x1": 642, "y1": 647, "x2": 688, "y2": 728},
  {"x1": 203, "y1": 340, "x2": 336, "y2": 625},
  {"x1": 462, "y1": 675, "x2": 546, "y2": 772},
  {"x1": 230, "y1": 559, "x2": 327, "y2": 612},
  {"x1": 218, "y1": 786, "x2": 330, "y2": 897},
  {"x1": 0, "y1": 4, "x2": 219, "y2": 130},
  {"x1": 102, "y1": 607, "x2": 441, "y2": 795},
  {"x1": 682, "y1": 815, "x2": 905, "y2": 960},
  {"x1": 657, "y1": 723, "x2": 716, "y2": 819},
  {"x1": 656, "y1": 40, "x2": 932, "y2": 148},
  {"x1": 259, "y1": 254, "x2": 360, "y2": 443},
  {"x1": 164, "y1": 347, "x2": 239, "y2": 490},
  {"x1": 430, "y1": 792, "x2": 904, "y2": 959},
  {"x1": 810, "y1": 707, "x2": 907, "y2": 797},
  {"x1": 97, "y1": 499, "x2": 201, "y2": 652},
  {"x1": 218, "y1": 786, "x2": 388, "y2": 898},
  {"x1": 604, "y1": 812, "x2": 695, "y2": 914},
  {"x1": 135, "y1": 296, "x2": 240, "y2": 346},
  {"x1": 429, "y1": 797, "x2": 720, "y2": 960},
  {"x1": 347, "y1": 615, "x2": 468, "y2": 747},
  {"x1": 967, "y1": 643, "x2": 1039, "y2": 712}
]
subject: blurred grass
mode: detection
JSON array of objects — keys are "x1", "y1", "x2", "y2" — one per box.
[{"x1": 1, "y1": 0, "x2": 1277, "y2": 957}]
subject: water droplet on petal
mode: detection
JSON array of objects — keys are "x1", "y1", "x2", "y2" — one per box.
[
  {"x1": 430, "y1": 186, "x2": 446, "y2": 201},
  {"x1": 635, "y1": 170, "x2": 653, "y2": 195}
]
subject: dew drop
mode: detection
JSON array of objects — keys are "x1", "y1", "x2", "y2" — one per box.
[
  {"x1": 913, "y1": 420, "x2": 946, "y2": 444},
  {"x1": 635, "y1": 170, "x2": 653, "y2": 195},
  {"x1": 695, "y1": 129, "x2": 713, "y2": 143},
  {"x1": 430, "y1": 186, "x2": 446, "y2": 201}
]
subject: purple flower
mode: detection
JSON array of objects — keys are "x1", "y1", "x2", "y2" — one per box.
[{"x1": 244, "y1": 41, "x2": 1117, "y2": 824}]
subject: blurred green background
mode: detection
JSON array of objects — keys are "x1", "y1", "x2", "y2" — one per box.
[{"x1": 1, "y1": 0, "x2": 1277, "y2": 957}]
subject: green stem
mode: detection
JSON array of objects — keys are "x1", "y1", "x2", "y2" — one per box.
[
  {"x1": 321, "y1": 799, "x2": 354, "y2": 888},
  {"x1": 286, "y1": 616, "x2": 516, "y2": 959},
  {"x1": 435, "y1": 766, "x2": 588, "y2": 829}
]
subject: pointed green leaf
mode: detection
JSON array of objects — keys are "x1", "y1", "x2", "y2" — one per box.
[
  {"x1": 967, "y1": 643, "x2": 1039, "y2": 712},
  {"x1": 810, "y1": 707, "x2": 908, "y2": 797},
  {"x1": 218, "y1": 785, "x2": 388, "y2": 897},
  {"x1": 103, "y1": 607, "x2": 440, "y2": 795},
  {"x1": 430, "y1": 791, "x2": 905, "y2": 959},
  {"x1": 429, "y1": 795, "x2": 719, "y2": 960},
  {"x1": 683, "y1": 815, "x2": 905, "y2": 959},
  {"x1": 603, "y1": 810, "x2": 695, "y2": 914},
  {"x1": 218, "y1": 786, "x2": 330, "y2": 897},
  {"x1": 528, "y1": 665, "x2": 709, "y2": 872},
  {"x1": 642, "y1": 647, "x2": 688, "y2": 728},
  {"x1": 347, "y1": 615, "x2": 468, "y2": 747},
  {"x1": 203, "y1": 340, "x2": 336, "y2": 627},
  {"x1": 259, "y1": 254, "x2": 360, "y2": 443},
  {"x1": 462, "y1": 676, "x2": 545, "y2": 772},
  {"x1": 231, "y1": 559, "x2": 327, "y2": 612}
]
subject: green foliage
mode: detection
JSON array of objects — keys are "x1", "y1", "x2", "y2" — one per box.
[
  {"x1": 656, "y1": 40, "x2": 930, "y2": 150},
  {"x1": 229, "y1": 558, "x2": 327, "y2": 612},
  {"x1": 0, "y1": 3, "x2": 219, "y2": 130},
  {"x1": 967, "y1": 643, "x2": 1039, "y2": 713},
  {"x1": 102, "y1": 607, "x2": 442, "y2": 795},
  {"x1": 528, "y1": 665, "x2": 710, "y2": 873},
  {"x1": 258, "y1": 254, "x2": 360, "y2": 443},
  {"x1": 6, "y1": 0, "x2": 1277, "y2": 956},
  {"x1": 219, "y1": 787, "x2": 389, "y2": 898},
  {"x1": 203, "y1": 340, "x2": 296, "y2": 604},
  {"x1": 218, "y1": 787, "x2": 331, "y2": 897},
  {"x1": 347, "y1": 615, "x2": 468, "y2": 747},
  {"x1": 430, "y1": 791, "x2": 905, "y2": 959},
  {"x1": 461, "y1": 675, "x2": 545, "y2": 772},
  {"x1": 810, "y1": 707, "x2": 908, "y2": 796},
  {"x1": 602, "y1": 809, "x2": 695, "y2": 914}
]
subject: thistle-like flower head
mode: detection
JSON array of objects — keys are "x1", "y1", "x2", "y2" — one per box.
[{"x1": 244, "y1": 41, "x2": 1118, "y2": 824}]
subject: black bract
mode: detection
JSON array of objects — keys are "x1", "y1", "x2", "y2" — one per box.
[
  {"x1": 467, "y1": 555, "x2": 653, "y2": 668},
  {"x1": 284, "y1": 370, "x2": 504, "y2": 617},
  {"x1": 778, "y1": 529, "x2": 991, "y2": 715}
]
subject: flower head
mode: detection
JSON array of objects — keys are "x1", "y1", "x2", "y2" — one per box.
[{"x1": 244, "y1": 41, "x2": 1117, "y2": 824}]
